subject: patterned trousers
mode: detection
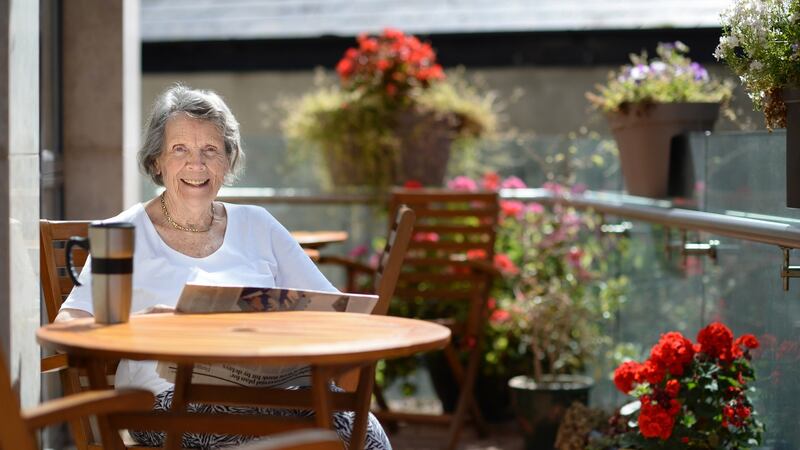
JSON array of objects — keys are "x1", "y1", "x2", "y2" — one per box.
[{"x1": 129, "y1": 386, "x2": 392, "y2": 450}]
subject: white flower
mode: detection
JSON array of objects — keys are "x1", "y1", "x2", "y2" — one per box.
[{"x1": 750, "y1": 60, "x2": 764, "y2": 71}]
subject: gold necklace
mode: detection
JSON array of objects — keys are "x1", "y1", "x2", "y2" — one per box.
[{"x1": 160, "y1": 193, "x2": 214, "y2": 233}]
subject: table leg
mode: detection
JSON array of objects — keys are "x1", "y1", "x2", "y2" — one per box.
[
  {"x1": 84, "y1": 359, "x2": 125, "y2": 450},
  {"x1": 165, "y1": 363, "x2": 194, "y2": 450},
  {"x1": 311, "y1": 366, "x2": 333, "y2": 429},
  {"x1": 349, "y1": 364, "x2": 375, "y2": 450}
]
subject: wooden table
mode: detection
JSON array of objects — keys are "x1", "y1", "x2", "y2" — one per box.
[
  {"x1": 37, "y1": 311, "x2": 450, "y2": 450},
  {"x1": 290, "y1": 231, "x2": 349, "y2": 249}
]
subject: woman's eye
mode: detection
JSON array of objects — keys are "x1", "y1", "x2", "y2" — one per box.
[
  {"x1": 173, "y1": 146, "x2": 187, "y2": 153},
  {"x1": 204, "y1": 147, "x2": 218, "y2": 154}
]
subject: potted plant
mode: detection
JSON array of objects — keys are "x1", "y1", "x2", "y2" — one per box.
[
  {"x1": 714, "y1": 0, "x2": 800, "y2": 207},
  {"x1": 587, "y1": 42, "x2": 733, "y2": 198},
  {"x1": 481, "y1": 180, "x2": 630, "y2": 450},
  {"x1": 282, "y1": 29, "x2": 497, "y2": 189},
  {"x1": 610, "y1": 322, "x2": 764, "y2": 449}
]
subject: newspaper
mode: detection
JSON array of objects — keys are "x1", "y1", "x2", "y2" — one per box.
[{"x1": 155, "y1": 283, "x2": 378, "y2": 387}]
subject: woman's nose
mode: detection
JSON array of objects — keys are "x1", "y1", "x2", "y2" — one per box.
[{"x1": 185, "y1": 150, "x2": 206, "y2": 169}]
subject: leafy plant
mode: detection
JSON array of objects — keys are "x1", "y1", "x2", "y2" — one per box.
[
  {"x1": 714, "y1": 0, "x2": 800, "y2": 129},
  {"x1": 587, "y1": 41, "x2": 733, "y2": 113},
  {"x1": 451, "y1": 174, "x2": 630, "y2": 381},
  {"x1": 612, "y1": 322, "x2": 765, "y2": 448},
  {"x1": 281, "y1": 29, "x2": 498, "y2": 188}
]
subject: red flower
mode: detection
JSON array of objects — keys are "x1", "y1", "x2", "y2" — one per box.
[
  {"x1": 489, "y1": 309, "x2": 510, "y2": 324},
  {"x1": 403, "y1": 179, "x2": 423, "y2": 189},
  {"x1": 665, "y1": 379, "x2": 680, "y2": 397},
  {"x1": 638, "y1": 359, "x2": 666, "y2": 385},
  {"x1": 500, "y1": 200, "x2": 525, "y2": 219},
  {"x1": 649, "y1": 332, "x2": 695, "y2": 376},
  {"x1": 697, "y1": 322, "x2": 737, "y2": 362},
  {"x1": 466, "y1": 249, "x2": 488, "y2": 260},
  {"x1": 735, "y1": 333, "x2": 760, "y2": 350},
  {"x1": 613, "y1": 361, "x2": 643, "y2": 394},
  {"x1": 336, "y1": 58, "x2": 355, "y2": 79},
  {"x1": 638, "y1": 398, "x2": 676, "y2": 440},
  {"x1": 482, "y1": 171, "x2": 501, "y2": 190},
  {"x1": 493, "y1": 253, "x2": 519, "y2": 275}
]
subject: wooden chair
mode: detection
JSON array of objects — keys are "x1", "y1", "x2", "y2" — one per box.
[
  {"x1": 40, "y1": 219, "x2": 102, "y2": 449},
  {"x1": 379, "y1": 189, "x2": 500, "y2": 450},
  {"x1": 317, "y1": 206, "x2": 416, "y2": 392},
  {"x1": 0, "y1": 344, "x2": 154, "y2": 450}
]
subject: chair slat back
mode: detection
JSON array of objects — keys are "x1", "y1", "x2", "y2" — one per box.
[
  {"x1": 372, "y1": 206, "x2": 415, "y2": 316},
  {"x1": 40, "y1": 220, "x2": 91, "y2": 323},
  {"x1": 388, "y1": 189, "x2": 499, "y2": 338}
]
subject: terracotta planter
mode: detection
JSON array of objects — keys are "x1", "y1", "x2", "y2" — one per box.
[
  {"x1": 607, "y1": 102, "x2": 720, "y2": 198},
  {"x1": 509, "y1": 374, "x2": 594, "y2": 450},
  {"x1": 324, "y1": 109, "x2": 460, "y2": 189},
  {"x1": 784, "y1": 88, "x2": 800, "y2": 208}
]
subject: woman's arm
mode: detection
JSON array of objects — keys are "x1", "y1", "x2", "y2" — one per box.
[{"x1": 54, "y1": 308, "x2": 92, "y2": 323}]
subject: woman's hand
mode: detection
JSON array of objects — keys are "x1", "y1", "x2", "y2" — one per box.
[{"x1": 133, "y1": 304, "x2": 176, "y2": 315}]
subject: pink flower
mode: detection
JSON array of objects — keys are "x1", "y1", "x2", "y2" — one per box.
[
  {"x1": 501, "y1": 176, "x2": 527, "y2": 189},
  {"x1": 570, "y1": 183, "x2": 587, "y2": 194},
  {"x1": 567, "y1": 247, "x2": 583, "y2": 268},
  {"x1": 447, "y1": 176, "x2": 477, "y2": 191},
  {"x1": 542, "y1": 182, "x2": 566, "y2": 195},
  {"x1": 348, "y1": 244, "x2": 368, "y2": 258},
  {"x1": 526, "y1": 202, "x2": 544, "y2": 214}
]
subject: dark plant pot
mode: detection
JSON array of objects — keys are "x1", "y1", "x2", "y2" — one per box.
[
  {"x1": 325, "y1": 109, "x2": 458, "y2": 189},
  {"x1": 425, "y1": 353, "x2": 516, "y2": 422},
  {"x1": 606, "y1": 102, "x2": 720, "y2": 198},
  {"x1": 784, "y1": 88, "x2": 800, "y2": 208},
  {"x1": 509, "y1": 374, "x2": 594, "y2": 450}
]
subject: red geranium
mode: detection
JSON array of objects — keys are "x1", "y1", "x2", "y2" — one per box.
[
  {"x1": 335, "y1": 28, "x2": 444, "y2": 99},
  {"x1": 612, "y1": 323, "x2": 763, "y2": 448}
]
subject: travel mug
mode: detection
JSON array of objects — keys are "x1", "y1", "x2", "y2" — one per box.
[{"x1": 66, "y1": 222, "x2": 135, "y2": 324}]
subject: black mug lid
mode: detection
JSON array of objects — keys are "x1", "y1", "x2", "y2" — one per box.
[{"x1": 90, "y1": 221, "x2": 135, "y2": 229}]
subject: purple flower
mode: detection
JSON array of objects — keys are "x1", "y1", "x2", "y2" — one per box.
[
  {"x1": 690, "y1": 62, "x2": 709, "y2": 81},
  {"x1": 447, "y1": 176, "x2": 478, "y2": 191}
]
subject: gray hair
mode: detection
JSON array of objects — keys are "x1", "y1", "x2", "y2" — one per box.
[{"x1": 139, "y1": 84, "x2": 245, "y2": 186}]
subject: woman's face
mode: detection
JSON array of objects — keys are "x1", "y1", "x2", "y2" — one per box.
[{"x1": 156, "y1": 114, "x2": 229, "y2": 208}]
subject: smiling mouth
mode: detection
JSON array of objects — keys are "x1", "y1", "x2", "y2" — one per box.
[{"x1": 181, "y1": 179, "x2": 210, "y2": 187}]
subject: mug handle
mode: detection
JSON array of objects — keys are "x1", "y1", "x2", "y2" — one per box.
[{"x1": 65, "y1": 236, "x2": 90, "y2": 286}]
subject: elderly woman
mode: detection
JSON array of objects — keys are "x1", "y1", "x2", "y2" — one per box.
[{"x1": 56, "y1": 84, "x2": 392, "y2": 450}]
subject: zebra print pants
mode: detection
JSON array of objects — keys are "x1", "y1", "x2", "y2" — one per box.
[{"x1": 129, "y1": 386, "x2": 392, "y2": 450}]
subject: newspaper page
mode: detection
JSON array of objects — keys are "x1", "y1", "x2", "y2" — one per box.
[{"x1": 155, "y1": 284, "x2": 378, "y2": 387}]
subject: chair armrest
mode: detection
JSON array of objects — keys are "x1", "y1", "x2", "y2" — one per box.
[
  {"x1": 22, "y1": 388, "x2": 154, "y2": 431},
  {"x1": 41, "y1": 353, "x2": 69, "y2": 374},
  {"x1": 231, "y1": 429, "x2": 343, "y2": 450}
]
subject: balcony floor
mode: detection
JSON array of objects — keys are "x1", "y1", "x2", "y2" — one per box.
[{"x1": 386, "y1": 421, "x2": 524, "y2": 450}]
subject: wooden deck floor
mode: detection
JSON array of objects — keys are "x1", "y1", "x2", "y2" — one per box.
[{"x1": 386, "y1": 421, "x2": 525, "y2": 450}]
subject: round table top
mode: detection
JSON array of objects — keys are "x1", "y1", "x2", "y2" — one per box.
[
  {"x1": 290, "y1": 231, "x2": 349, "y2": 249},
  {"x1": 37, "y1": 311, "x2": 451, "y2": 366}
]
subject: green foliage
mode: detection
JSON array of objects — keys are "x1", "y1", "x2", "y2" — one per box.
[
  {"x1": 281, "y1": 31, "x2": 499, "y2": 189},
  {"x1": 587, "y1": 42, "x2": 733, "y2": 113},
  {"x1": 714, "y1": 0, "x2": 800, "y2": 129},
  {"x1": 484, "y1": 181, "x2": 630, "y2": 380}
]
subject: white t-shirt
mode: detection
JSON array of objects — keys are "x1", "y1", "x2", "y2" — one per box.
[{"x1": 60, "y1": 202, "x2": 337, "y2": 394}]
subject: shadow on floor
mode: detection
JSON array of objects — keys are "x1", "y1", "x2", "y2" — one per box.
[{"x1": 386, "y1": 421, "x2": 524, "y2": 450}]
